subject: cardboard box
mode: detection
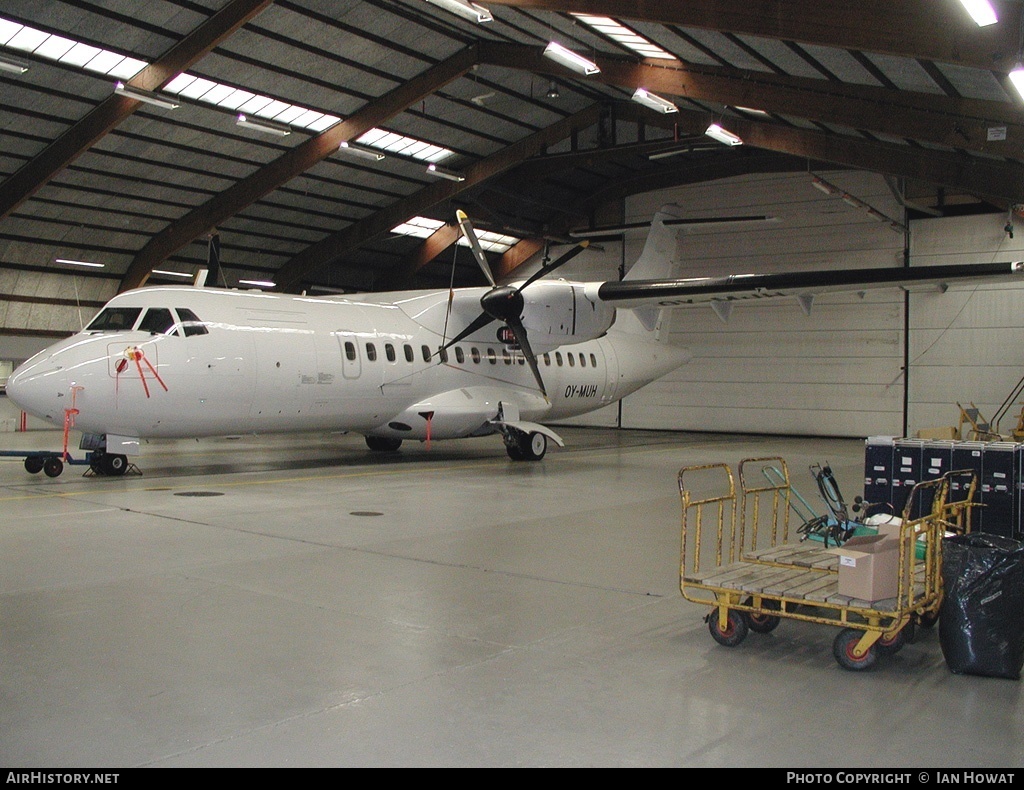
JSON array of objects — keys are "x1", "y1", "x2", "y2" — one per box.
[{"x1": 829, "y1": 534, "x2": 900, "y2": 601}]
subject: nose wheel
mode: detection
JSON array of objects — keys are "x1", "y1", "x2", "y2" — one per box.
[{"x1": 504, "y1": 429, "x2": 547, "y2": 461}]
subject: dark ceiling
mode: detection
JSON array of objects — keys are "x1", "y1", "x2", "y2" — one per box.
[{"x1": 2, "y1": 0, "x2": 1023, "y2": 303}]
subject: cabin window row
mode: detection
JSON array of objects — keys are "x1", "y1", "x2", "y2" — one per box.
[{"x1": 342, "y1": 341, "x2": 597, "y2": 369}]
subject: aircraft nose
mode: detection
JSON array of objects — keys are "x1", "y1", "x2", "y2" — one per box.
[{"x1": 6, "y1": 356, "x2": 69, "y2": 423}]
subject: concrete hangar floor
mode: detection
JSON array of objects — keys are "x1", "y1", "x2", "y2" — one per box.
[{"x1": 1, "y1": 426, "x2": 1019, "y2": 768}]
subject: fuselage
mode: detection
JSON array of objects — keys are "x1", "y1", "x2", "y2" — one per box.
[{"x1": 7, "y1": 285, "x2": 690, "y2": 446}]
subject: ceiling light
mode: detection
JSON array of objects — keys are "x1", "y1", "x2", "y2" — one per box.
[
  {"x1": 236, "y1": 113, "x2": 290, "y2": 136},
  {"x1": 546, "y1": 81, "x2": 560, "y2": 99},
  {"x1": 426, "y1": 163, "x2": 466, "y2": 182},
  {"x1": 239, "y1": 279, "x2": 276, "y2": 288},
  {"x1": 543, "y1": 42, "x2": 600, "y2": 76},
  {"x1": 632, "y1": 88, "x2": 678, "y2": 114},
  {"x1": 339, "y1": 141, "x2": 385, "y2": 161},
  {"x1": 0, "y1": 52, "x2": 30, "y2": 74},
  {"x1": 424, "y1": 0, "x2": 493, "y2": 23},
  {"x1": 1009, "y1": 64, "x2": 1024, "y2": 101},
  {"x1": 958, "y1": 0, "x2": 998, "y2": 26},
  {"x1": 704, "y1": 123, "x2": 742, "y2": 146},
  {"x1": 152, "y1": 269, "x2": 193, "y2": 279},
  {"x1": 114, "y1": 81, "x2": 179, "y2": 110},
  {"x1": 55, "y1": 258, "x2": 104, "y2": 268}
]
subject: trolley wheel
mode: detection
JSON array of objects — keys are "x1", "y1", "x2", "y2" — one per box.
[
  {"x1": 876, "y1": 622, "x2": 917, "y2": 651},
  {"x1": 102, "y1": 453, "x2": 128, "y2": 476},
  {"x1": 917, "y1": 610, "x2": 939, "y2": 629},
  {"x1": 743, "y1": 598, "x2": 782, "y2": 634},
  {"x1": 42, "y1": 457, "x2": 64, "y2": 478},
  {"x1": 833, "y1": 628, "x2": 879, "y2": 671},
  {"x1": 24, "y1": 457, "x2": 44, "y2": 474},
  {"x1": 707, "y1": 608, "x2": 749, "y2": 647}
]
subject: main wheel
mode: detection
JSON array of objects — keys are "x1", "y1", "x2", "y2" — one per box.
[
  {"x1": 517, "y1": 431, "x2": 547, "y2": 461},
  {"x1": 102, "y1": 453, "x2": 128, "y2": 476},
  {"x1": 707, "y1": 609, "x2": 749, "y2": 647},
  {"x1": 743, "y1": 599, "x2": 782, "y2": 634},
  {"x1": 24, "y1": 457, "x2": 44, "y2": 474},
  {"x1": 365, "y1": 436, "x2": 402, "y2": 452},
  {"x1": 833, "y1": 628, "x2": 879, "y2": 671},
  {"x1": 43, "y1": 457, "x2": 64, "y2": 478}
]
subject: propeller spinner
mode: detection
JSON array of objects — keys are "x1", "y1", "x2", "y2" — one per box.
[{"x1": 447, "y1": 211, "x2": 589, "y2": 400}]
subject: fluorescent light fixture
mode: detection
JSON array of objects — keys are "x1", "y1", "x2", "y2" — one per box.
[
  {"x1": 239, "y1": 279, "x2": 276, "y2": 288},
  {"x1": 55, "y1": 258, "x2": 104, "y2": 268},
  {"x1": 704, "y1": 123, "x2": 742, "y2": 146},
  {"x1": 734, "y1": 105, "x2": 768, "y2": 115},
  {"x1": 114, "y1": 81, "x2": 179, "y2": 110},
  {"x1": 810, "y1": 174, "x2": 906, "y2": 233},
  {"x1": 424, "y1": 0, "x2": 493, "y2": 23},
  {"x1": 631, "y1": 88, "x2": 678, "y2": 114},
  {"x1": 0, "y1": 52, "x2": 30, "y2": 73},
  {"x1": 426, "y1": 163, "x2": 466, "y2": 182},
  {"x1": 152, "y1": 269, "x2": 193, "y2": 279},
  {"x1": 1009, "y1": 63, "x2": 1024, "y2": 100},
  {"x1": 339, "y1": 141, "x2": 385, "y2": 160},
  {"x1": 958, "y1": 0, "x2": 997, "y2": 26},
  {"x1": 236, "y1": 113, "x2": 290, "y2": 136},
  {"x1": 543, "y1": 41, "x2": 600, "y2": 76}
]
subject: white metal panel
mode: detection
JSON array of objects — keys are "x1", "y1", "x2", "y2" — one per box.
[{"x1": 907, "y1": 214, "x2": 1024, "y2": 437}]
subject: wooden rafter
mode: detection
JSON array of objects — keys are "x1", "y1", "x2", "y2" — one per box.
[
  {"x1": 274, "y1": 103, "x2": 605, "y2": 292},
  {"x1": 120, "y1": 44, "x2": 480, "y2": 292},
  {"x1": 0, "y1": 0, "x2": 274, "y2": 223},
  {"x1": 479, "y1": 42, "x2": 1024, "y2": 160},
  {"x1": 484, "y1": 0, "x2": 1021, "y2": 71}
]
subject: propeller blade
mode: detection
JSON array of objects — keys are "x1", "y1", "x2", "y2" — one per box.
[
  {"x1": 520, "y1": 240, "x2": 590, "y2": 290},
  {"x1": 456, "y1": 209, "x2": 495, "y2": 287},
  {"x1": 506, "y1": 318, "x2": 547, "y2": 400},
  {"x1": 440, "y1": 311, "x2": 496, "y2": 351}
]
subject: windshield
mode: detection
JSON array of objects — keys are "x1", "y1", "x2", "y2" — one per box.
[{"x1": 85, "y1": 307, "x2": 142, "y2": 332}]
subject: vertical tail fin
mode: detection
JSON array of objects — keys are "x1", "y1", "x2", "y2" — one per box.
[{"x1": 616, "y1": 205, "x2": 685, "y2": 339}]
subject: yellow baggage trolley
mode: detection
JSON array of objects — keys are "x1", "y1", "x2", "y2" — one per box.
[{"x1": 678, "y1": 457, "x2": 975, "y2": 670}]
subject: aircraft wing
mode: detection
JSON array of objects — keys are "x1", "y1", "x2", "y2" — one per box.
[{"x1": 594, "y1": 261, "x2": 1024, "y2": 310}]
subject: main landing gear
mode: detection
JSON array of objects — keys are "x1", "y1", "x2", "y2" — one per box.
[
  {"x1": 365, "y1": 436, "x2": 403, "y2": 452},
  {"x1": 88, "y1": 450, "x2": 129, "y2": 476},
  {"x1": 503, "y1": 429, "x2": 547, "y2": 461}
]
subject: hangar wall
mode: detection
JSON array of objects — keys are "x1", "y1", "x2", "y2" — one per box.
[{"x1": 560, "y1": 171, "x2": 1024, "y2": 439}]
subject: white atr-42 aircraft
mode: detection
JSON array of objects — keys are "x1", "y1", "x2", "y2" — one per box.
[{"x1": 7, "y1": 206, "x2": 1024, "y2": 475}]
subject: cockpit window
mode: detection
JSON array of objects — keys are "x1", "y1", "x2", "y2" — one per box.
[
  {"x1": 138, "y1": 308, "x2": 178, "y2": 336},
  {"x1": 176, "y1": 308, "x2": 208, "y2": 337},
  {"x1": 85, "y1": 307, "x2": 142, "y2": 332}
]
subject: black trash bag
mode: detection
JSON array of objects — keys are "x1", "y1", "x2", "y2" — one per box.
[{"x1": 939, "y1": 533, "x2": 1024, "y2": 679}]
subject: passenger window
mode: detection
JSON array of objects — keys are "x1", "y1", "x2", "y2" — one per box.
[
  {"x1": 138, "y1": 308, "x2": 178, "y2": 336},
  {"x1": 555, "y1": 352, "x2": 563, "y2": 367},
  {"x1": 366, "y1": 343, "x2": 377, "y2": 361},
  {"x1": 421, "y1": 345, "x2": 431, "y2": 363},
  {"x1": 344, "y1": 341, "x2": 357, "y2": 362},
  {"x1": 567, "y1": 353, "x2": 575, "y2": 367},
  {"x1": 86, "y1": 307, "x2": 142, "y2": 332},
  {"x1": 471, "y1": 347, "x2": 481, "y2": 363},
  {"x1": 502, "y1": 349, "x2": 511, "y2": 365},
  {"x1": 579, "y1": 353, "x2": 586, "y2": 368},
  {"x1": 438, "y1": 347, "x2": 449, "y2": 363},
  {"x1": 590, "y1": 353, "x2": 597, "y2": 367},
  {"x1": 487, "y1": 348, "x2": 496, "y2": 364},
  {"x1": 543, "y1": 353, "x2": 550, "y2": 366},
  {"x1": 404, "y1": 344, "x2": 414, "y2": 363},
  {"x1": 385, "y1": 343, "x2": 396, "y2": 362},
  {"x1": 455, "y1": 347, "x2": 465, "y2": 364},
  {"x1": 176, "y1": 308, "x2": 208, "y2": 337}
]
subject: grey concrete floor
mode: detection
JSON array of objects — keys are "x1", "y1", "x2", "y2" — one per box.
[{"x1": 1, "y1": 426, "x2": 1021, "y2": 768}]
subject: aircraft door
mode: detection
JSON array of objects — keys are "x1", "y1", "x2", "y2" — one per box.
[{"x1": 337, "y1": 333, "x2": 361, "y2": 379}]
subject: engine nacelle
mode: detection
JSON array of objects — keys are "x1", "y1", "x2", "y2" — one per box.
[{"x1": 518, "y1": 280, "x2": 615, "y2": 351}]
